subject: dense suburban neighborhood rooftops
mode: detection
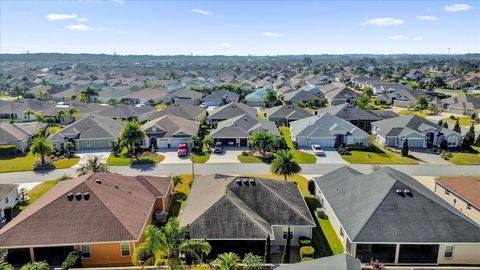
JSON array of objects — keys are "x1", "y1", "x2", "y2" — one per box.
[
  {"x1": 265, "y1": 105, "x2": 313, "y2": 120},
  {"x1": 290, "y1": 113, "x2": 369, "y2": 138},
  {"x1": 149, "y1": 102, "x2": 206, "y2": 121},
  {"x1": 203, "y1": 89, "x2": 239, "y2": 100},
  {"x1": 313, "y1": 166, "x2": 480, "y2": 243},
  {"x1": 316, "y1": 103, "x2": 381, "y2": 122},
  {"x1": 95, "y1": 104, "x2": 155, "y2": 119},
  {"x1": 49, "y1": 115, "x2": 124, "y2": 141},
  {"x1": 368, "y1": 110, "x2": 399, "y2": 120},
  {"x1": 142, "y1": 114, "x2": 199, "y2": 138},
  {"x1": 210, "y1": 113, "x2": 280, "y2": 138},
  {"x1": 179, "y1": 174, "x2": 315, "y2": 240},
  {"x1": 435, "y1": 176, "x2": 480, "y2": 209},
  {"x1": 0, "y1": 172, "x2": 171, "y2": 248}
]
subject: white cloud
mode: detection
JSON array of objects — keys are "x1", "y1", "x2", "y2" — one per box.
[
  {"x1": 362, "y1": 17, "x2": 405, "y2": 26},
  {"x1": 444, "y1": 3, "x2": 474, "y2": 12},
  {"x1": 414, "y1": 37, "x2": 424, "y2": 41},
  {"x1": 46, "y1": 13, "x2": 78, "y2": 21},
  {"x1": 189, "y1": 8, "x2": 213, "y2": 16},
  {"x1": 76, "y1": 18, "x2": 88, "y2": 22},
  {"x1": 65, "y1": 24, "x2": 92, "y2": 31},
  {"x1": 263, "y1": 32, "x2": 282, "y2": 37},
  {"x1": 219, "y1": 42, "x2": 233, "y2": 47},
  {"x1": 388, "y1": 35, "x2": 408, "y2": 40},
  {"x1": 417, "y1": 15, "x2": 438, "y2": 20},
  {"x1": 112, "y1": 0, "x2": 125, "y2": 4},
  {"x1": 116, "y1": 30, "x2": 128, "y2": 34}
]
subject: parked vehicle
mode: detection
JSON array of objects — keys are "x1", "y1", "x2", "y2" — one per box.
[
  {"x1": 311, "y1": 144, "x2": 325, "y2": 156},
  {"x1": 214, "y1": 142, "x2": 223, "y2": 153},
  {"x1": 177, "y1": 143, "x2": 188, "y2": 157}
]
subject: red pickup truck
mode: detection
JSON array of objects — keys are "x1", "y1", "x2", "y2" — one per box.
[{"x1": 177, "y1": 143, "x2": 188, "y2": 157}]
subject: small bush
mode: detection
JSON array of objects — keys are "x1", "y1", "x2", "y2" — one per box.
[
  {"x1": 4, "y1": 206, "x2": 13, "y2": 221},
  {"x1": 242, "y1": 151, "x2": 249, "y2": 156},
  {"x1": 0, "y1": 145, "x2": 16, "y2": 156},
  {"x1": 298, "y1": 236, "x2": 312, "y2": 247},
  {"x1": 307, "y1": 180, "x2": 316, "y2": 195},
  {"x1": 449, "y1": 115, "x2": 456, "y2": 120},
  {"x1": 299, "y1": 246, "x2": 315, "y2": 259},
  {"x1": 62, "y1": 250, "x2": 82, "y2": 270}
]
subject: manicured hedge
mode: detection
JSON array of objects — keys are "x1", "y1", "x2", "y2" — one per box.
[
  {"x1": 298, "y1": 236, "x2": 312, "y2": 247},
  {"x1": 0, "y1": 145, "x2": 16, "y2": 156},
  {"x1": 299, "y1": 246, "x2": 315, "y2": 259}
]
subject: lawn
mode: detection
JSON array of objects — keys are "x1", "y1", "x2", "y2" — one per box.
[
  {"x1": 398, "y1": 109, "x2": 431, "y2": 119},
  {"x1": 155, "y1": 103, "x2": 168, "y2": 110},
  {"x1": 341, "y1": 143, "x2": 418, "y2": 164},
  {"x1": 169, "y1": 175, "x2": 194, "y2": 217},
  {"x1": 257, "y1": 108, "x2": 267, "y2": 119},
  {"x1": 107, "y1": 148, "x2": 165, "y2": 166},
  {"x1": 0, "y1": 152, "x2": 79, "y2": 173},
  {"x1": 442, "y1": 116, "x2": 475, "y2": 127},
  {"x1": 47, "y1": 126, "x2": 62, "y2": 135},
  {"x1": 237, "y1": 153, "x2": 273, "y2": 163},
  {"x1": 449, "y1": 146, "x2": 480, "y2": 165},
  {"x1": 18, "y1": 180, "x2": 59, "y2": 212},
  {"x1": 191, "y1": 152, "x2": 210, "y2": 163},
  {"x1": 279, "y1": 127, "x2": 317, "y2": 163}
]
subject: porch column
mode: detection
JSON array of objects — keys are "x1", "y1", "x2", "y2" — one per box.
[
  {"x1": 236, "y1": 138, "x2": 240, "y2": 147},
  {"x1": 394, "y1": 244, "x2": 400, "y2": 264},
  {"x1": 29, "y1": 247, "x2": 35, "y2": 262}
]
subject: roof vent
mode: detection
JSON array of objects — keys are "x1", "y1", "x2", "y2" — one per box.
[
  {"x1": 236, "y1": 179, "x2": 242, "y2": 186},
  {"x1": 75, "y1": 192, "x2": 83, "y2": 201},
  {"x1": 404, "y1": 189, "x2": 412, "y2": 197},
  {"x1": 249, "y1": 179, "x2": 256, "y2": 186},
  {"x1": 396, "y1": 189, "x2": 405, "y2": 197},
  {"x1": 243, "y1": 179, "x2": 250, "y2": 186},
  {"x1": 66, "y1": 193, "x2": 74, "y2": 201},
  {"x1": 95, "y1": 179, "x2": 102, "y2": 184},
  {"x1": 83, "y1": 192, "x2": 91, "y2": 201},
  {"x1": 115, "y1": 184, "x2": 119, "y2": 189}
]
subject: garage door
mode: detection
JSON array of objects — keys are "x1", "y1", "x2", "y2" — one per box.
[
  {"x1": 156, "y1": 138, "x2": 170, "y2": 148},
  {"x1": 77, "y1": 140, "x2": 89, "y2": 150},
  {"x1": 307, "y1": 138, "x2": 335, "y2": 148},
  {"x1": 89, "y1": 139, "x2": 110, "y2": 149},
  {"x1": 406, "y1": 138, "x2": 424, "y2": 148},
  {"x1": 170, "y1": 138, "x2": 190, "y2": 148}
]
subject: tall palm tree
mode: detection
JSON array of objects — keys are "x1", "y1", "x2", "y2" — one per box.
[
  {"x1": 34, "y1": 113, "x2": 45, "y2": 122},
  {"x1": 170, "y1": 175, "x2": 183, "y2": 193},
  {"x1": 215, "y1": 252, "x2": 240, "y2": 270},
  {"x1": 63, "y1": 141, "x2": 76, "y2": 158},
  {"x1": 22, "y1": 109, "x2": 35, "y2": 121},
  {"x1": 81, "y1": 86, "x2": 99, "y2": 103},
  {"x1": 31, "y1": 136, "x2": 54, "y2": 165},
  {"x1": 76, "y1": 155, "x2": 109, "y2": 176},
  {"x1": 67, "y1": 106, "x2": 79, "y2": 123},
  {"x1": 133, "y1": 218, "x2": 210, "y2": 269},
  {"x1": 120, "y1": 120, "x2": 146, "y2": 157},
  {"x1": 270, "y1": 149, "x2": 301, "y2": 181}
]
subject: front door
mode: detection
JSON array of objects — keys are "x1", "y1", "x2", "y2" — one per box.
[{"x1": 335, "y1": 134, "x2": 345, "y2": 147}]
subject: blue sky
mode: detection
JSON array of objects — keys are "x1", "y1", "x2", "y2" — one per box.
[{"x1": 1, "y1": 0, "x2": 479, "y2": 55}]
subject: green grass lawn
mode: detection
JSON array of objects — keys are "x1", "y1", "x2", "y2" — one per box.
[
  {"x1": 257, "y1": 108, "x2": 267, "y2": 119},
  {"x1": 279, "y1": 127, "x2": 317, "y2": 163},
  {"x1": 18, "y1": 180, "x2": 59, "y2": 212},
  {"x1": 442, "y1": 116, "x2": 475, "y2": 127},
  {"x1": 341, "y1": 142, "x2": 418, "y2": 164},
  {"x1": 237, "y1": 154, "x2": 273, "y2": 163},
  {"x1": 155, "y1": 103, "x2": 168, "y2": 110},
  {"x1": 0, "y1": 152, "x2": 79, "y2": 173},
  {"x1": 169, "y1": 175, "x2": 194, "y2": 217},
  {"x1": 191, "y1": 152, "x2": 210, "y2": 163},
  {"x1": 449, "y1": 146, "x2": 480, "y2": 165},
  {"x1": 107, "y1": 148, "x2": 164, "y2": 166},
  {"x1": 398, "y1": 109, "x2": 432, "y2": 119},
  {"x1": 47, "y1": 126, "x2": 62, "y2": 135}
]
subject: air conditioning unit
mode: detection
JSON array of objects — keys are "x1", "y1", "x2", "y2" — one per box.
[{"x1": 317, "y1": 207, "x2": 327, "y2": 218}]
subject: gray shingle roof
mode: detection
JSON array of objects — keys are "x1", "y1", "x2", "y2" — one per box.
[
  {"x1": 290, "y1": 113, "x2": 370, "y2": 139},
  {"x1": 0, "y1": 184, "x2": 18, "y2": 200},
  {"x1": 283, "y1": 90, "x2": 317, "y2": 103},
  {"x1": 207, "y1": 102, "x2": 257, "y2": 121},
  {"x1": 179, "y1": 175, "x2": 315, "y2": 240},
  {"x1": 210, "y1": 113, "x2": 280, "y2": 138},
  {"x1": 316, "y1": 104, "x2": 381, "y2": 122},
  {"x1": 149, "y1": 103, "x2": 206, "y2": 121},
  {"x1": 203, "y1": 89, "x2": 239, "y2": 101},
  {"x1": 0, "y1": 122, "x2": 46, "y2": 143},
  {"x1": 276, "y1": 254, "x2": 361, "y2": 270},
  {"x1": 324, "y1": 87, "x2": 360, "y2": 101},
  {"x1": 96, "y1": 104, "x2": 155, "y2": 119},
  {"x1": 265, "y1": 105, "x2": 313, "y2": 121},
  {"x1": 50, "y1": 115, "x2": 124, "y2": 141},
  {"x1": 313, "y1": 167, "x2": 480, "y2": 243},
  {"x1": 372, "y1": 115, "x2": 461, "y2": 138}
]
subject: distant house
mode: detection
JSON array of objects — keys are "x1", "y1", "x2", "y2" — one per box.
[
  {"x1": 179, "y1": 174, "x2": 315, "y2": 257},
  {"x1": 316, "y1": 104, "x2": 381, "y2": 126},
  {"x1": 141, "y1": 115, "x2": 199, "y2": 150},
  {"x1": 368, "y1": 82, "x2": 412, "y2": 95},
  {"x1": 0, "y1": 184, "x2": 19, "y2": 221},
  {"x1": 372, "y1": 115, "x2": 462, "y2": 148},
  {"x1": 276, "y1": 254, "x2": 361, "y2": 270},
  {"x1": 265, "y1": 105, "x2": 313, "y2": 126},
  {"x1": 149, "y1": 103, "x2": 207, "y2": 122},
  {"x1": 380, "y1": 89, "x2": 427, "y2": 108},
  {"x1": 210, "y1": 113, "x2": 280, "y2": 147},
  {"x1": 441, "y1": 92, "x2": 480, "y2": 116},
  {"x1": 404, "y1": 70, "x2": 423, "y2": 81},
  {"x1": 368, "y1": 110, "x2": 399, "y2": 120},
  {"x1": 171, "y1": 87, "x2": 203, "y2": 105},
  {"x1": 122, "y1": 88, "x2": 169, "y2": 104},
  {"x1": 434, "y1": 176, "x2": 480, "y2": 225},
  {"x1": 306, "y1": 74, "x2": 334, "y2": 87},
  {"x1": 312, "y1": 167, "x2": 480, "y2": 265},
  {"x1": 96, "y1": 104, "x2": 156, "y2": 122},
  {"x1": 50, "y1": 115, "x2": 124, "y2": 151},
  {"x1": 323, "y1": 86, "x2": 360, "y2": 106},
  {"x1": 0, "y1": 122, "x2": 46, "y2": 153},
  {"x1": 290, "y1": 113, "x2": 371, "y2": 148},
  {"x1": 202, "y1": 89, "x2": 239, "y2": 106},
  {"x1": 283, "y1": 90, "x2": 317, "y2": 104},
  {"x1": 0, "y1": 99, "x2": 57, "y2": 121},
  {"x1": 245, "y1": 88, "x2": 269, "y2": 107},
  {"x1": 0, "y1": 172, "x2": 172, "y2": 267},
  {"x1": 206, "y1": 102, "x2": 257, "y2": 125}
]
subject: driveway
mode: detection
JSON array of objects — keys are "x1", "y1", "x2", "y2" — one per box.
[
  {"x1": 301, "y1": 148, "x2": 348, "y2": 164},
  {"x1": 207, "y1": 147, "x2": 246, "y2": 163},
  {"x1": 72, "y1": 150, "x2": 111, "y2": 168},
  {"x1": 408, "y1": 149, "x2": 450, "y2": 165},
  {"x1": 159, "y1": 150, "x2": 192, "y2": 164}
]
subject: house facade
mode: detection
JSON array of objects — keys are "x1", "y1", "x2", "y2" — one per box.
[
  {"x1": 265, "y1": 105, "x2": 313, "y2": 126},
  {"x1": 141, "y1": 114, "x2": 199, "y2": 149},
  {"x1": 0, "y1": 122, "x2": 46, "y2": 153},
  {"x1": 0, "y1": 184, "x2": 19, "y2": 221}
]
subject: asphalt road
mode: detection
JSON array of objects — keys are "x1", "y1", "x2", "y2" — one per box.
[{"x1": 1, "y1": 163, "x2": 479, "y2": 184}]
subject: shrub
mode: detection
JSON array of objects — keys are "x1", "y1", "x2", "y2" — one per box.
[
  {"x1": 299, "y1": 246, "x2": 315, "y2": 259},
  {"x1": 242, "y1": 151, "x2": 249, "y2": 156},
  {"x1": 62, "y1": 250, "x2": 82, "y2": 270},
  {"x1": 0, "y1": 145, "x2": 16, "y2": 156},
  {"x1": 307, "y1": 180, "x2": 316, "y2": 195},
  {"x1": 450, "y1": 115, "x2": 456, "y2": 120},
  {"x1": 57, "y1": 174, "x2": 73, "y2": 181},
  {"x1": 0, "y1": 259, "x2": 14, "y2": 270},
  {"x1": 298, "y1": 236, "x2": 312, "y2": 247},
  {"x1": 20, "y1": 261, "x2": 49, "y2": 270},
  {"x1": 4, "y1": 206, "x2": 13, "y2": 221}
]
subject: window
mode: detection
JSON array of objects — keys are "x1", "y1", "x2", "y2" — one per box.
[
  {"x1": 447, "y1": 136, "x2": 457, "y2": 147},
  {"x1": 444, "y1": 245, "x2": 454, "y2": 258},
  {"x1": 80, "y1": 245, "x2": 91, "y2": 259},
  {"x1": 353, "y1": 139, "x2": 364, "y2": 146},
  {"x1": 282, "y1": 227, "x2": 294, "y2": 240},
  {"x1": 120, "y1": 242, "x2": 131, "y2": 257}
]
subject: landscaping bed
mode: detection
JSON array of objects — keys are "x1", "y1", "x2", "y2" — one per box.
[
  {"x1": 237, "y1": 151, "x2": 274, "y2": 163},
  {"x1": 107, "y1": 148, "x2": 164, "y2": 166},
  {"x1": 279, "y1": 127, "x2": 316, "y2": 163}
]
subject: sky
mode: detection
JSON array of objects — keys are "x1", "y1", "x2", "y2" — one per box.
[{"x1": 1, "y1": 0, "x2": 479, "y2": 55}]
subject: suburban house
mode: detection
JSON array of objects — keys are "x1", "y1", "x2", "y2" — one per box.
[
  {"x1": 441, "y1": 92, "x2": 480, "y2": 116},
  {"x1": 0, "y1": 172, "x2": 172, "y2": 267},
  {"x1": 122, "y1": 88, "x2": 169, "y2": 104},
  {"x1": 141, "y1": 114, "x2": 199, "y2": 150},
  {"x1": 434, "y1": 177, "x2": 480, "y2": 225},
  {"x1": 0, "y1": 122, "x2": 46, "y2": 153},
  {"x1": 171, "y1": 87, "x2": 203, "y2": 105},
  {"x1": 245, "y1": 88, "x2": 269, "y2": 107},
  {"x1": 282, "y1": 89, "x2": 317, "y2": 104},
  {"x1": 316, "y1": 104, "x2": 381, "y2": 127},
  {"x1": 371, "y1": 115, "x2": 462, "y2": 148},
  {"x1": 265, "y1": 105, "x2": 313, "y2": 126},
  {"x1": 202, "y1": 89, "x2": 239, "y2": 106},
  {"x1": 179, "y1": 174, "x2": 315, "y2": 257},
  {"x1": 209, "y1": 113, "x2": 280, "y2": 147},
  {"x1": 0, "y1": 184, "x2": 19, "y2": 221},
  {"x1": 379, "y1": 89, "x2": 427, "y2": 108},
  {"x1": 50, "y1": 115, "x2": 124, "y2": 151},
  {"x1": 323, "y1": 86, "x2": 360, "y2": 106},
  {"x1": 96, "y1": 104, "x2": 156, "y2": 123},
  {"x1": 368, "y1": 82, "x2": 412, "y2": 95},
  {"x1": 0, "y1": 99, "x2": 57, "y2": 121},
  {"x1": 276, "y1": 254, "x2": 361, "y2": 270},
  {"x1": 206, "y1": 102, "x2": 257, "y2": 125},
  {"x1": 289, "y1": 113, "x2": 371, "y2": 148},
  {"x1": 149, "y1": 102, "x2": 207, "y2": 122},
  {"x1": 312, "y1": 166, "x2": 480, "y2": 265}
]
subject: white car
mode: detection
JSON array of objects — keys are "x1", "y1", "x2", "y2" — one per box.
[{"x1": 311, "y1": 144, "x2": 325, "y2": 156}]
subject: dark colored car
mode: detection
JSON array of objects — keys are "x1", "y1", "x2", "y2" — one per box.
[{"x1": 214, "y1": 141, "x2": 223, "y2": 153}]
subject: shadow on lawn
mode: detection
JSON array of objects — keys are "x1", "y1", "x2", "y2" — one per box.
[{"x1": 305, "y1": 197, "x2": 334, "y2": 257}]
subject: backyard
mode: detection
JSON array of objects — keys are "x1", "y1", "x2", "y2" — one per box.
[
  {"x1": 442, "y1": 116, "x2": 476, "y2": 127},
  {"x1": 279, "y1": 127, "x2": 317, "y2": 163},
  {"x1": 398, "y1": 109, "x2": 432, "y2": 119},
  {"x1": 0, "y1": 152, "x2": 80, "y2": 173}
]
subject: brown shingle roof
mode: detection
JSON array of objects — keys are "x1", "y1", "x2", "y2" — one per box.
[
  {"x1": 0, "y1": 173, "x2": 171, "y2": 248},
  {"x1": 436, "y1": 176, "x2": 480, "y2": 208}
]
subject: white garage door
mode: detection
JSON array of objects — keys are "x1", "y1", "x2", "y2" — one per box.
[
  {"x1": 169, "y1": 138, "x2": 190, "y2": 148},
  {"x1": 156, "y1": 138, "x2": 170, "y2": 148},
  {"x1": 307, "y1": 137, "x2": 335, "y2": 148},
  {"x1": 406, "y1": 138, "x2": 424, "y2": 148}
]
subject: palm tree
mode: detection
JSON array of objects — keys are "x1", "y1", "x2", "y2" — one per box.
[
  {"x1": 270, "y1": 149, "x2": 301, "y2": 181},
  {"x1": 80, "y1": 86, "x2": 99, "y2": 103},
  {"x1": 250, "y1": 130, "x2": 275, "y2": 155},
  {"x1": 170, "y1": 175, "x2": 183, "y2": 193},
  {"x1": 264, "y1": 90, "x2": 278, "y2": 106},
  {"x1": 34, "y1": 113, "x2": 45, "y2": 122},
  {"x1": 63, "y1": 141, "x2": 76, "y2": 158},
  {"x1": 67, "y1": 106, "x2": 79, "y2": 123},
  {"x1": 76, "y1": 155, "x2": 109, "y2": 176},
  {"x1": 202, "y1": 136, "x2": 213, "y2": 151},
  {"x1": 120, "y1": 120, "x2": 146, "y2": 157},
  {"x1": 215, "y1": 252, "x2": 240, "y2": 270},
  {"x1": 31, "y1": 136, "x2": 54, "y2": 165},
  {"x1": 57, "y1": 110, "x2": 67, "y2": 123},
  {"x1": 36, "y1": 90, "x2": 49, "y2": 101},
  {"x1": 22, "y1": 109, "x2": 35, "y2": 121},
  {"x1": 133, "y1": 218, "x2": 210, "y2": 268}
]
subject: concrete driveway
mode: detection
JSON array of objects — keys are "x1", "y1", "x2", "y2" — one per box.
[
  {"x1": 72, "y1": 150, "x2": 111, "y2": 168},
  {"x1": 408, "y1": 149, "x2": 450, "y2": 165},
  {"x1": 301, "y1": 148, "x2": 348, "y2": 164},
  {"x1": 158, "y1": 150, "x2": 192, "y2": 164},
  {"x1": 207, "y1": 147, "x2": 247, "y2": 163}
]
